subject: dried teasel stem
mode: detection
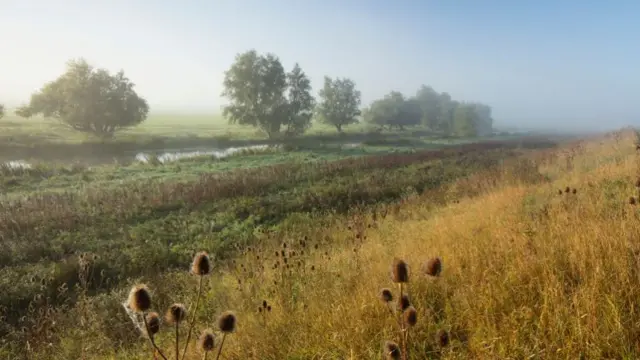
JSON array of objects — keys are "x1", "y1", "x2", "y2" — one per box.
[
  {"x1": 142, "y1": 312, "x2": 168, "y2": 360},
  {"x1": 180, "y1": 275, "x2": 206, "y2": 360}
]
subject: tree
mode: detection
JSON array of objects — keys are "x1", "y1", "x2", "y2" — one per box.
[
  {"x1": 469, "y1": 103, "x2": 494, "y2": 136},
  {"x1": 222, "y1": 50, "x2": 289, "y2": 139},
  {"x1": 316, "y1": 76, "x2": 362, "y2": 132},
  {"x1": 414, "y1": 85, "x2": 441, "y2": 130},
  {"x1": 20, "y1": 58, "x2": 149, "y2": 138},
  {"x1": 282, "y1": 63, "x2": 315, "y2": 137},
  {"x1": 0, "y1": 104, "x2": 4, "y2": 119}
]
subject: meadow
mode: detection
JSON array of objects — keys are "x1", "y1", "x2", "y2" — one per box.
[{"x1": 3, "y1": 114, "x2": 640, "y2": 359}]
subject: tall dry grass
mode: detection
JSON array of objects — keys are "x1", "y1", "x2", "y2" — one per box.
[{"x1": 25, "y1": 128, "x2": 640, "y2": 359}]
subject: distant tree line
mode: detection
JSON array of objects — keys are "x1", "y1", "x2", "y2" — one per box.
[{"x1": 3, "y1": 50, "x2": 494, "y2": 139}]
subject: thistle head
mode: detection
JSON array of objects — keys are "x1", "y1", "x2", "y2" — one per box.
[
  {"x1": 191, "y1": 251, "x2": 212, "y2": 276},
  {"x1": 165, "y1": 303, "x2": 187, "y2": 325},
  {"x1": 127, "y1": 284, "x2": 152, "y2": 313},
  {"x1": 391, "y1": 258, "x2": 409, "y2": 283},
  {"x1": 198, "y1": 329, "x2": 216, "y2": 352},
  {"x1": 217, "y1": 311, "x2": 237, "y2": 333}
]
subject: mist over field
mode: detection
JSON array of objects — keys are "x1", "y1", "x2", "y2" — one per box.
[{"x1": 1, "y1": 1, "x2": 640, "y2": 360}]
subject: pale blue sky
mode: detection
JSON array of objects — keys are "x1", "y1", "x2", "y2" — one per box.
[{"x1": 0, "y1": 0, "x2": 638, "y2": 131}]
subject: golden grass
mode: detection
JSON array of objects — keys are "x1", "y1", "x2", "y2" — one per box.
[{"x1": 36, "y1": 128, "x2": 640, "y2": 359}]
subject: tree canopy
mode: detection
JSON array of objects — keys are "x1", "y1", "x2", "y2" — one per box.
[
  {"x1": 221, "y1": 50, "x2": 316, "y2": 139},
  {"x1": 0, "y1": 104, "x2": 4, "y2": 120},
  {"x1": 19, "y1": 58, "x2": 149, "y2": 138},
  {"x1": 316, "y1": 76, "x2": 362, "y2": 133}
]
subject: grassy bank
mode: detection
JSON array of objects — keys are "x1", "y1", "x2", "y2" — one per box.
[{"x1": 8, "y1": 127, "x2": 636, "y2": 359}]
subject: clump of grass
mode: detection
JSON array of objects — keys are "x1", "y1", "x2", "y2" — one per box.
[{"x1": 123, "y1": 251, "x2": 236, "y2": 360}]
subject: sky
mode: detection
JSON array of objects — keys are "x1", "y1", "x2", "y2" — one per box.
[{"x1": 0, "y1": 0, "x2": 638, "y2": 132}]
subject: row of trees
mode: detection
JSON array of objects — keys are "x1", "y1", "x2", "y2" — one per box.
[
  {"x1": 362, "y1": 87, "x2": 494, "y2": 136},
  {"x1": 2, "y1": 51, "x2": 494, "y2": 139}
]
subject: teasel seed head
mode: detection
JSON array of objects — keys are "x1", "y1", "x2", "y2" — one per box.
[
  {"x1": 127, "y1": 284, "x2": 152, "y2": 313},
  {"x1": 391, "y1": 258, "x2": 409, "y2": 283},
  {"x1": 436, "y1": 329, "x2": 450, "y2": 347},
  {"x1": 191, "y1": 251, "x2": 211, "y2": 276},
  {"x1": 398, "y1": 294, "x2": 410, "y2": 311},
  {"x1": 403, "y1": 306, "x2": 417, "y2": 327},
  {"x1": 145, "y1": 312, "x2": 161, "y2": 336},
  {"x1": 165, "y1": 303, "x2": 187, "y2": 325},
  {"x1": 217, "y1": 311, "x2": 237, "y2": 333},
  {"x1": 383, "y1": 340, "x2": 401, "y2": 360},
  {"x1": 198, "y1": 329, "x2": 216, "y2": 352},
  {"x1": 423, "y1": 257, "x2": 442, "y2": 277},
  {"x1": 380, "y1": 288, "x2": 393, "y2": 302}
]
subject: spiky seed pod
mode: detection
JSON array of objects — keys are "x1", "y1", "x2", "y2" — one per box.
[
  {"x1": 398, "y1": 295, "x2": 410, "y2": 311},
  {"x1": 572, "y1": 188, "x2": 577, "y2": 194},
  {"x1": 198, "y1": 329, "x2": 216, "y2": 352},
  {"x1": 403, "y1": 306, "x2": 417, "y2": 327},
  {"x1": 436, "y1": 329, "x2": 449, "y2": 347},
  {"x1": 565, "y1": 186, "x2": 570, "y2": 193},
  {"x1": 145, "y1": 312, "x2": 161, "y2": 336},
  {"x1": 191, "y1": 251, "x2": 211, "y2": 276},
  {"x1": 558, "y1": 189, "x2": 563, "y2": 195},
  {"x1": 630, "y1": 197, "x2": 637, "y2": 205},
  {"x1": 423, "y1": 257, "x2": 442, "y2": 277},
  {"x1": 635, "y1": 178, "x2": 640, "y2": 188},
  {"x1": 383, "y1": 341, "x2": 401, "y2": 360},
  {"x1": 391, "y1": 258, "x2": 409, "y2": 283},
  {"x1": 262, "y1": 300, "x2": 268, "y2": 308},
  {"x1": 380, "y1": 288, "x2": 393, "y2": 302},
  {"x1": 165, "y1": 303, "x2": 187, "y2": 325},
  {"x1": 218, "y1": 311, "x2": 237, "y2": 333},
  {"x1": 127, "y1": 284, "x2": 152, "y2": 312}
]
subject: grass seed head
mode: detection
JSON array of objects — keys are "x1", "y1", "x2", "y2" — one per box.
[
  {"x1": 191, "y1": 251, "x2": 211, "y2": 276},
  {"x1": 380, "y1": 288, "x2": 393, "y2": 302},
  {"x1": 165, "y1": 303, "x2": 187, "y2": 325},
  {"x1": 391, "y1": 258, "x2": 409, "y2": 283},
  {"x1": 198, "y1": 329, "x2": 216, "y2": 352},
  {"x1": 218, "y1": 311, "x2": 237, "y2": 333},
  {"x1": 145, "y1": 312, "x2": 161, "y2": 336},
  {"x1": 127, "y1": 284, "x2": 152, "y2": 313},
  {"x1": 383, "y1": 340, "x2": 401, "y2": 360},
  {"x1": 403, "y1": 306, "x2": 418, "y2": 327},
  {"x1": 423, "y1": 257, "x2": 442, "y2": 277}
]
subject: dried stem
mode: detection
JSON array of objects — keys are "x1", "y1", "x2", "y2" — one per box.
[
  {"x1": 214, "y1": 333, "x2": 227, "y2": 360},
  {"x1": 143, "y1": 312, "x2": 168, "y2": 360},
  {"x1": 180, "y1": 276, "x2": 204, "y2": 360}
]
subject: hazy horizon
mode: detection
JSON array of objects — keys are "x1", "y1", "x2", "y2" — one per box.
[{"x1": 1, "y1": 0, "x2": 639, "y2": 133}]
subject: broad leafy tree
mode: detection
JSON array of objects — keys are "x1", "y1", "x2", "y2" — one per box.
[
  {"x1": 221, "y1": 50, "x2": 288, "y2": 139},
  {"x1": 0, "y1": 104, "x2": 4, "y2": 119},
  {"x1": 316, "y1": 76, "x2": 362, "y2": 132},
  {"x1": 20, "y1": 58, "x2": 149, "y2": 138}
]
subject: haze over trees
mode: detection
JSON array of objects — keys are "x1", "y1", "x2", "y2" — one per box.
[
  {"x1": 363, "y1": 85, "x2": 494, "y2": 137},
  {"x1": 0, "y1": 104, "x2": 4, "y2": 120},
  {"x1": 17, "y1": 58, "x2": 149, "y2": 139}
]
